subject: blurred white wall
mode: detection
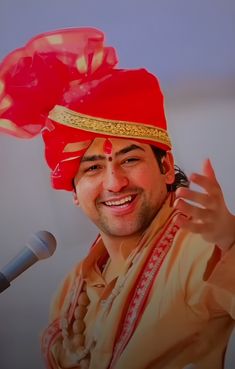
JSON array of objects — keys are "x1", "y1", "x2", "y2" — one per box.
[{"x1": 0, "y1": 1, "x2": 234, "y2": 368}]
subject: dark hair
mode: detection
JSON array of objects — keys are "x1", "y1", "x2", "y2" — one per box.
[{"x1": 151, "y1": 146, "x2": 189, "y2": 191}]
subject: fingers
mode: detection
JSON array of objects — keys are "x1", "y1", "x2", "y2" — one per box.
[
  {"x1": 202, "y1": 158, "x2": 216, "y2": 180},
  {"x1": 175, "y1": 214, "x2": 214, "y2": 240},
  {"x1": 175, "y1": 187, "x2": 213, "y2": 209},
  {"x1": 189, "y1": 159, "x2": 221, "y2": 195},
  {"x1": 174, "y1": 197, "x2": 214, "y2": 222},
  {"x1": 189, "y1": 172, "x2": 220, "y2": 194},
  {"x1": 174, "y1": 160, "x2": 221, "y2": 238},
  {"x1": 174, "y1": 159, "x2": 235, "y2": 249}
]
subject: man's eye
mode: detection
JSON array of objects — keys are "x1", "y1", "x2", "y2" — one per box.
[
  {"x1": 84, "y1": 164, "x2": 102, "y2": 173},
  {"x1": 122, "y1": 158, "x2": 140, "y2": 165}
]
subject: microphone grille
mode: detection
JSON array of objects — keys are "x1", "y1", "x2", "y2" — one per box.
[{"x1": 27, "y1": 231, "x2": 57, "y2": 260}]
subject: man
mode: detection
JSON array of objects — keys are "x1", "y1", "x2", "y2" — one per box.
[{"x1": 0, "y1": 28, "x2": 234, "y2": 369}]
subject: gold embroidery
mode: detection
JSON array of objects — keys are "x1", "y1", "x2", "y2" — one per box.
[
  {"x1": 76, "y1": 55, "x2": 87, "y2": 74},
  {"x1": 49, "y1": 105, "x2": 172, "y2": 148},
  {"x1": 0, "y1": 119, "x2": 32, "y2": 138},
  {"x1": 0, "y1": 80, "x2": 5, "y2": 96},
  {"x1": 45, "y1": 35, "x2": 63, "y2": 45},
  {"x1": 91, "y1": 49, "x2": 104, "y2": 72},
  {"x1": 0, "y1": 96, "x2": 12, "y2": 113},
  {"x1": 63, "y1": 140, "x2": 91, "y2": 153}
]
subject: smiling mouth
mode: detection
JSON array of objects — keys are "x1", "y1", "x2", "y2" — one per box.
[{"x1": 103, "y1": 195, "x2": 136, "y2": 207}]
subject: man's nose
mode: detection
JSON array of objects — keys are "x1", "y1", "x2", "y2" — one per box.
[{"x1": 103, "y1": 166, "x2": 129, "y2": 192}]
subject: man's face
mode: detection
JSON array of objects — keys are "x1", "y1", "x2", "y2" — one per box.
[{"x1": 74, "y1": 138, "x2": 174, "y2": 238}]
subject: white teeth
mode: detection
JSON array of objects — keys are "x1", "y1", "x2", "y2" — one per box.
[{"x1": 105, "y1": 196, "x2": 133, "y2": 206}]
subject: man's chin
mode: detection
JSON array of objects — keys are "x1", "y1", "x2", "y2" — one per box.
[
  {"x1": 96, "y1": 208, "x2": 155, "y2": 237},
  {"x1": 98, "y1": 222, "x2": 144, "y2": 238}
]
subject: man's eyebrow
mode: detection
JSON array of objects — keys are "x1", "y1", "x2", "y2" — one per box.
[
  {"x1": 80, "y1": 154, "x2": 106, "y2": 163},
  {"x1": 115, "y1": 144, "x2": 145, "y2": 157},
  {"x1": 80, "y1": 144, "x2": 145, "y2": 163}
]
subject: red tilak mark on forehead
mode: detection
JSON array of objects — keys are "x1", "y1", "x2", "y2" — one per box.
[{"x1": 103, "y1": 139, "x2": 113, "y2": 155}]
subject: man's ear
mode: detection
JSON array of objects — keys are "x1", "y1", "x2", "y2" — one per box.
[
  {"x1": 161, "y1": 152, "x2": 175, "y2": 184},
  {"x1": 73, "y1": 191, "x2": 79, "y2": 206}
]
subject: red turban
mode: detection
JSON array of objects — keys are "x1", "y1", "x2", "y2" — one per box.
[{"x1": 0, "y1": 28, "x2": 171, "y2": 190}]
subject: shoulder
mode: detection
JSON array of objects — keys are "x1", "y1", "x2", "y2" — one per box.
[
  {"x1": 48, "y1": 235, "x2": 103, "y2": 322},
  {"x1": 173, "y1": 229, "x2": 215, "y2": 267},
  {"x1": 49, "y1": 261, "x2": 82, "y2": 322},
  {"x1": 170, "y1": 229, "x2": 217, "y2": 286}
]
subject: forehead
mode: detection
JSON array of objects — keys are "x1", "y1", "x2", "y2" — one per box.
[{"x1": 83, "y1": 137, "x2": 150, "y2": 155}]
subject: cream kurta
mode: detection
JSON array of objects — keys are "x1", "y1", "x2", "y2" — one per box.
[{"x1": 42, "y1": 200, "x2": 235, "y2": 369}]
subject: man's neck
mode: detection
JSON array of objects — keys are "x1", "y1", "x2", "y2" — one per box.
[{"x1": 100, "y1": 232, "x2": 143, "y2": 263}]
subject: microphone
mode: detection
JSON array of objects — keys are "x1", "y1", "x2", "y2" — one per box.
[{"x1": 0, "y1": 231, "x2": 57, "y2": 293}]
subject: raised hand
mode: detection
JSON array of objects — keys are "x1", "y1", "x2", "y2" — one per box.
[{"x1": 173, "y1": 159, "x2": 235, "y2": 252}]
